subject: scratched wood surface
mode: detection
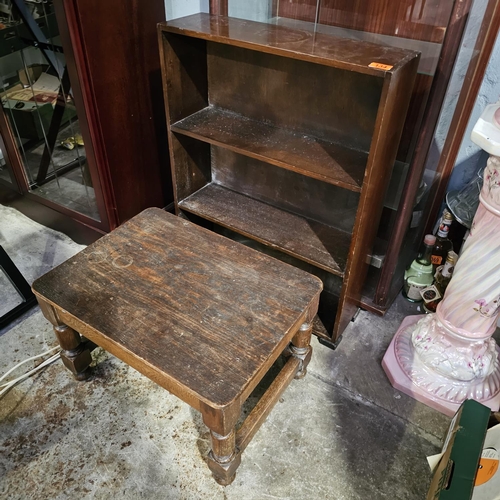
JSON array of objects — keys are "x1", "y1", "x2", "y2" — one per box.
[
  {"x1": 179, "y1": 184, "x2": 351, "y2": 276},
  {"x1": 32, "y1": 208, "x2": 322, "y2": 407},
  {"x1": 171, "y1": 106, "x2": 368, "y2": 192},
  {"x1": 159, "y1": 14, "x2": 417, "y2": 75}
]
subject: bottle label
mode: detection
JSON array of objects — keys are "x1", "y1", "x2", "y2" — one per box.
[
  {"x1": 406, "y1": 283, "x2": 426, "y2": 301},
  {"x1": 437, "y1": 220, "x2": 452, "y2": 238},
  {"x1": 420, "y1": 285, "x2": 442, "y2": 304},
  {"x1": 442, "y1": 261, "x2": 455, "y2": 278},
  {"x1": 431, "y1": 255, "x2": 443, "y2": 265}
]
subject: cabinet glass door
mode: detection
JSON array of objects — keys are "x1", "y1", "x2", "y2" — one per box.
[{"x1": 0, "y1": 0, "x2": 100, "y2": 221}]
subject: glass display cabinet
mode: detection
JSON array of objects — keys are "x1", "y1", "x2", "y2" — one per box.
[{"x1": 0, "y1": 0, "x2": 172, "y2": 233}]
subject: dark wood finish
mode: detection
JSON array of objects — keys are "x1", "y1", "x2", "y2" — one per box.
[
  {"x1": 211, "y1": 147, "x2": 358, "y2": 232},
  {"x1": 318, "y1": 0, "x2": 455, "y2": 43},
  {"x1": 37, "y1": 300, "x2": 92, "y2": 380},
  {"x1": 277, "y1": 0, "x2": 318, "y2": 23},
  {"x1": 32, "y1": 208, "x2": 322, "y2": 485},
  {"x1": 160, "y1": 15, "x2": 417, "y2": 74},
  {"x1": 371, "y1": 0, "x2": 474, "y2": 308},
  {"x1": 335, "y1": 57, "x2": 419, "y2": 336},
  {"x1": 179, "y1": 183, "x2": 351, "y2": 276},
  {"x1": 1, "y1": 0, "x2": 172, "y2": 233},
  {"x1": 171, "y1": 107, "x2": 368, "y2": 191},
  {"x1": 276, "y1": 1, "x2": 471, "y2": 315},
  {"x1": 278, "y1": 0, "x2": 455, "y2": 43},
  {"x1": 52, "y1": 0, "x2": 111, "y2": 231},
  {"x1": 206, "y1": 42, "x2": 382, "y2": 150},
  {"x1": 424, "y1": 0, "x2": 500, "y2": 235},
  {"x1": 209, "y1": 0, "x2": 228, "y2": 16},
  {"x1": 59, "y1": 0, "x2": 171, "y2": 228},
  {"x1": 159, "y1": 14, "x2": 418, "y2": 342}
]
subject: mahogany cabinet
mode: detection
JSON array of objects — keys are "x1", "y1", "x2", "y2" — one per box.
[{"x1": 158, "y1": 14, "x2": 418, "y2": 343}]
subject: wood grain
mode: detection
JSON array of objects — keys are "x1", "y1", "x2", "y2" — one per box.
[
  {"x1": 32, "y1": 208, "x2": 322, "y2": 408},
  {"x1": 172, "y1": 107, "x2": 367, "y2": 191},
  {"x1": 211, "y1": 146, "x2": 358, "y2": 232},
  {"x1": 318, "y1": 0, "x2": 455, "y2": 43},
  {"x1": 159, "y1": 14, "x2": 419, "y2": 342},
  {"x1": 159, "y1": 14, "x2": 418, "y2": 75},
  {"x1": 179, "y1": 183, "x2": 351, "y2": 276},
  {"x1": 278, "y1": 0, "x2": 455, "y2": 43},
  {"x1": 64, "y1": 0, "x2": 171, "y2": 226}
]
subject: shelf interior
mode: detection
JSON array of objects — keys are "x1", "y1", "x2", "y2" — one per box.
[
  {"x1": 172, "y1": 107, "x2": 367, "y2": 192},
  {"x1": 178, "y1": 183, "x2": 351, "y2": 276}
]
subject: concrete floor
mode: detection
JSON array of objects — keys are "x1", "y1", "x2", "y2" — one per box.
[{"x1": 0, "y1": 205, "x2": 452, "y2": 499}]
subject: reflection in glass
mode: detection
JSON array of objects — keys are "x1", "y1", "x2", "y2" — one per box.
[
  {"x1": 0, "y1": 0, "x2": 100, "y2": 221},
  {"x1": 0, "y1": 146, "x2": 6, "y2": 180}
]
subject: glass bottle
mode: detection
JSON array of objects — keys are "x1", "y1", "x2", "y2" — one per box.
[
  {"x1": 403, "y1": 234, "x2": 436, "y2": 302},
  {"x1": 431, "y1": 209, "x2": 454, "y2": 270},
  {"x1": 421, "y1": 251, "x2": 459, "y2": 313}
]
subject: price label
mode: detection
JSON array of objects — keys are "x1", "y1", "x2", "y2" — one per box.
[
  {"x1": 431, "y1": 255, "x2": 443, "y2": 265},
  {"x1": 369, "y1": 62, "x2": 394, "y2": 71}
]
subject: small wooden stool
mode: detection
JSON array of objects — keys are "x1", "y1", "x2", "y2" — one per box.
[{"x1": 32, "y1": 208, "x2": 322, "y2": 485}]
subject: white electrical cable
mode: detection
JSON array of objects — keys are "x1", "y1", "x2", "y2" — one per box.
[
  {"x1": 0, "y1": 345, "x2": 60, "y2": 385},
  {"x1": 0, "y1": 349, "x2": 61, "y2": 398},
  {"x1": 0, "y1": 351, "x2": 61, "y2": 388}
]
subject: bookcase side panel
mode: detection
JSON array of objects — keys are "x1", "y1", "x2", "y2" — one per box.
[
  {"x1": 334, "y1": 57, "x2": 420, "y2": 339},
  {"x1": 171, "y1": 134, "x2": 211, "y2": 202},
  {"x1": 162, "y1": 32, "x2": 208, "y2": 124}
]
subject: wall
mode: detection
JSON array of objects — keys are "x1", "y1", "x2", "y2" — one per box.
[
  {"x1": 424, "y1": 0, "x2": 500, "y2": 195},
  {"x1": 228, "y1": 0, "x2": 273, "y2": 22},
  {"x1": 446, "y1": 33, "x2": 500, "y2": 193},
  {"x1": 164, "y1": 0, "x2": 208, "y2": 20}
]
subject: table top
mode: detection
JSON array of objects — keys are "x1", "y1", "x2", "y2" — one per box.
[{"x1": 33, "y1": 208, "x2": 322, "y2": 408}]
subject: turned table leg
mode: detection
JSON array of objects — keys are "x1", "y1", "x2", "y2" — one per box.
[
  {"x1": 201, "y1": 403, "x2": 241, "y2": 486},
  {"x1": 207, "y1": 428, "x2": 241, "y2": 486},
  {"x1": 37, "y1": 299, "x2": 92, "y2": 381},
  {"x1": 288, "y1": 321, "x2": 313, "y2": 379}
]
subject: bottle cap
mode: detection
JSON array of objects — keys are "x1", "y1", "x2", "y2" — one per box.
[
  {"x1": 446, "y1": 250, "x2": 458, "y2": 264},
  {"x1": 424, "y1": 234, "x2": 436, "y2": 245},
  {"x1": 443, "y1": 210, "x2": 454, "y2": 222}
]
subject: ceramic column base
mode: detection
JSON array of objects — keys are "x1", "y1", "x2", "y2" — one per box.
[{"x1": 382, "y1": 315, "x2": 500, "y2": 417}]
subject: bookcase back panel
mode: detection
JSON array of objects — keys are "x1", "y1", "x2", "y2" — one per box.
[
  {"x1": 212, "y1": 146, "x2": 358, "y2": 233},
  {"x1": 207, "y1": 42, "x2": 383, "y2": 152}
]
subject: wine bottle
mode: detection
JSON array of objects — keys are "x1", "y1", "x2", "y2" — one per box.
[
  {"x1": 403, "y1": 234, "x2": 436, "y2": 302},
  {"x1": 431, "y1": 209, "x2": 454, "y2": 270}
]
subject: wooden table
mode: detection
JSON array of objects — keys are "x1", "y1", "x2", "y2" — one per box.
[{"x1": 32, "y1": 208, "x2": 322, "y2": 485}]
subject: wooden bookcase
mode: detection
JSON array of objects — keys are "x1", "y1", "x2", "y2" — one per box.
[{"x1": 158, "y1": 14, "x2": 419, "y2": 345}]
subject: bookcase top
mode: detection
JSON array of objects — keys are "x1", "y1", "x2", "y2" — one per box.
[{"x1": 159, "y1": 13, "x2": 419, "y2": 77}]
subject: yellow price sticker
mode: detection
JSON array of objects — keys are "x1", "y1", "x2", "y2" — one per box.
[{"x1": 369, "y1": 62, "x2": 394, "y2": 71}]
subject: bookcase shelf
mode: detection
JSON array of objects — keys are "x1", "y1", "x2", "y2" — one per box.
[
  {"x1": 159, "y1": 14, "x2": 419, "y2": 342},
  {"x1": 179, "y1": 183, "x2": 350, "y2": 276},
  {"x1": 172, "y1": 106, "x2": 367, "y2": 191}
]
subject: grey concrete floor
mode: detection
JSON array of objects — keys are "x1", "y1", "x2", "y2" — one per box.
[{"x1": 0, "y1": 205, "x2": 452, "y2": 499}]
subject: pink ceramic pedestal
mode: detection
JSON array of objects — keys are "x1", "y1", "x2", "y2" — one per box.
[
  {"x1": 383, "y1": 315, "x2": 500, "y2": 417},
  {"x1": 383, "y1": 155, "x2": 500, "y2": 416}
]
